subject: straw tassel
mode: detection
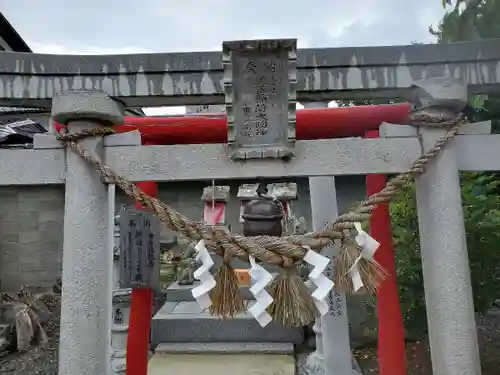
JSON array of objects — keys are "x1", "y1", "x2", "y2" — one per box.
[
  {"x1": 268, "y1": 266, "x2": 318, "y2": 327},
  {"x1": 334, "y1": 227, "x2": 388, "y2": 294},
  {"x1": 209, "y1": 252, "x2": 246, "y2": 317}
]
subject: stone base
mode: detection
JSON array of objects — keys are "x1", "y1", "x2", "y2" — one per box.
[
  {"x1": 148, "y1": 353, "x2": 295, "y2": 375},
  {"x1": 166, "y1": 282, "x2": 254, "y2": 302},
  {"x1": 156, "y1": 342, "x2": 294, "y2": 354},
  {"x1": 151, "y1": 301, "x2": 303, "y2": 344}
]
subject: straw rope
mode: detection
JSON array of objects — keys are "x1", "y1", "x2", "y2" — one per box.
[{"x1": 56, "y1": 112, "x2": 464, "y2": 325}]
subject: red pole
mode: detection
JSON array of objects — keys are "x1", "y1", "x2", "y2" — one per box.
[
  {"x1": 126, "y1": 143, "x2": 159, "y2": 375},
  {"x1": 54, "y1": 103, "x2": 411, "y2": 144},
  {"x1": 365, "y1": 130, "x2": 407, "y2": 375},
  {"x1": 123, "y1": 103, "x2": 410, "y2": 144}
]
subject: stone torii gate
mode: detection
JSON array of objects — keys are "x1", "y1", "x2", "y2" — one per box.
[{"x1": 2, "y1": 38, "x2": 500, "y2": 375}]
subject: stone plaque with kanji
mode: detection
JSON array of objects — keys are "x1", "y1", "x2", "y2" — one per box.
[
  {"x1": 119, "y1": 209, "x2": 160, "y2": 290},
  {"x1": 223, "y1": 39, "x2": 297, "y2": 160}
]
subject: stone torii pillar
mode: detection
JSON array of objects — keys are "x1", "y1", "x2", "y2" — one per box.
[
  {"x1": 379, "y1": 78, "x2": 482, "y2": 375},
  {"x1": 411, "y1": 79, "x2": 481, "y2": 375},
  {"x1": 52, "y1": 91, "x2": 125, "y2": 375},
  {"x1": 304, "y1": 102, "x2": 360, "y2": 375}
]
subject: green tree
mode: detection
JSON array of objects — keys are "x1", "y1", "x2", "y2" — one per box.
[
  {"x1": 392, "y1": 175, "x2": 500, "y2": 336},
  {"x1": 432, "y1": 0, "x2": 500, "y2": 132}
]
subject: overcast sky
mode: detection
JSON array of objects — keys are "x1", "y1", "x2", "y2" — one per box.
[
  {"x1": 1, "y1": 0, "x2": 447, "y2": 113},
  {"x1": 1, "y1": 0, "x2": 446, "y2": 53}
]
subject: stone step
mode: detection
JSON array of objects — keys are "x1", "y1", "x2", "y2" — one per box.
[
  {"x1": 148, "y1": 352, "x2": 295, "y2": 375},
  {"x1": 151, "y1": 301, "x2": 304, "y2": 345},
  {"x1": 155, "y1": 342, "x2": 294, "y2": 355}
]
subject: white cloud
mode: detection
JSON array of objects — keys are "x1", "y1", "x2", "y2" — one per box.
[
  {"x1": 29, "y1": 41, "x2": 151, "y2": 55},
  {"x1": 141, "y1": 102, "x2": 339, "y2": 116},
  {"x1": 143, "y1": 106, "x2": 187, "y2": 116},
  {"x1": 2, "y1": 0, "x2": 444, "y2": 54}
]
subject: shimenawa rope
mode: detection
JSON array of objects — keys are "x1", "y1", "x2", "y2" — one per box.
[{"x1": 56, "y1": 113, "x2": 464, "y2": 326}]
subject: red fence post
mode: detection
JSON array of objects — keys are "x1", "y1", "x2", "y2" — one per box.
[
  {"x1": 126, "y1": 157, "x2": 159, "y2": 375},
  {"x1": 365, "y1": 130, "x2": 407, "y2": 375}
]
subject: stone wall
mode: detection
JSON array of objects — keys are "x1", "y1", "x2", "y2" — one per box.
[
  {"x1": 0, "y1": 176, "x2": 367, "y2": 286},
  {"x1": 0, "y1": 185, "x2": 65, "y2": 291}
]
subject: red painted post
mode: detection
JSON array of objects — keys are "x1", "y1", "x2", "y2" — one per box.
[
  {"x1": 126, "y1": 148, "x2": 159, "y2": 375},
  {"x1": 365, "y1": 130, "x2": 407, "y2": 375}
]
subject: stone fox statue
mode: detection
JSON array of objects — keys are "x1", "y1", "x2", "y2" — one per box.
[{"x1": 176, "y1": 239, "x2": 199, "y2": 285}]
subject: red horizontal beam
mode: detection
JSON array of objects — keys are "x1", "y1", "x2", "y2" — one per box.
[{"x1": 55, "y1": 103, "x2": 411, "y2": 145}]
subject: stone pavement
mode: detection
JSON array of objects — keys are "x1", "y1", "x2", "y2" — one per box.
[{"x1": 148, "y1": 352, "x2": 295, "y2": 375}]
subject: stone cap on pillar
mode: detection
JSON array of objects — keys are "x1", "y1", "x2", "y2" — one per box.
[
  {"x1": 51, "y1": 90, "x2": 125, "y2": 126},
  {"x1": 201, "y1": 185, "x2": 230, "y2": 202},
  {"x1": 407, "y1": 77, "x2": 468, "y2": 120}
]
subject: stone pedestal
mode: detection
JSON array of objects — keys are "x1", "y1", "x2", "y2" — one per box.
[
  {"x1": 153, "y1": 281, "x2": 303, "y2": 345},
  {"x1": 111, "y1": 289, "x2": 132, "y2": 375}
]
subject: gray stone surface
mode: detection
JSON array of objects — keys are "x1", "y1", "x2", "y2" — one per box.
[
  {"x1": 224, "y1": 38, "x2": 296, "y2": 160},
  {"x1": 409, "y1": 77, "x2": 468, "y2": 113},
  {"x1": 118, "y1": 209, "x2": 160, "y2": 290},
  {"x1": 51, "y1": 90, "x2": 125, "y2": 125},
  {"x1": 415, "y1": 126, "x2": 481, "y2": 375},
  {"x1": 151, "y1": 301, "x2": 304, "y2": 344},
  {"x1": 0, "y1": 185, "x2": 64, "y2": 291},
  {"x1": 155, "y1": 342, "x2": 294, "y2": 354},
  {"x1": 32, "y1": 130, "x2": 142, "y2": 150},
  {"x1": 104, "y1": 138, "x2": 423, "y2": 182},
  {"x1": 309, "y1": 175, "x2": 353, "y2": 375},
  {"x1": 2, "y1": 39, "x2": 500, "y2": 107},
  {"x1": 379, "y1": 120, "x2": 492, "y2": 138},
  {"x1": 0, "y1": 149, "x2": 65, "y2": 185},
  {"x1": 148, "y1": 352, "x2": 295, "y2": 375},
  {"x1": 58, "y1": 91, "x2": 123, "y2": 375},
  {"x1": 3, "y1": 134, "x2": 500, "y2": 186},
  {"x1": 166, "y1": 282, "x2": 254, "y2": 302}
]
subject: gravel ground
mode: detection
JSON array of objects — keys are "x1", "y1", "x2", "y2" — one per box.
[
  {"x1": 353, "y1": 307, "x2": 500, "y2": 375},
  {"x1": 1, "y1": 302, "x2": 499, "y2": 375}
]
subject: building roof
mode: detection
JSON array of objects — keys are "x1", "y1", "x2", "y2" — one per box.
[
  {"x1": 0, "y1": 106, "x2": 47, "y2": 115},
  {"x1": 0, "y1": 12, "x2": 31, "y2": 52}
]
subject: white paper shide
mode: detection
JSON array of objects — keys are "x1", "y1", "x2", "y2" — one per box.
[
  {"x1": 348, "y1": 222, "x2": 380, "y2": 292},
  {"x1": 248, "y1": 256, "x2": 275, "y2": 327},
  {"x1": 191, "y1": 240, "x2": 216, "y2": 309},
  {"x1": 303, "y1": 247, "x2": 334, "y2": 316}
]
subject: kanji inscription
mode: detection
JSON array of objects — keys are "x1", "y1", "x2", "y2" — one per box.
[
  {"x1": 325, "y1": 262, "x2": 346, "y2": 316},
  {"x1": 232, "y1": 50, "x2": 289, "y2": 146},
  {"x1": 119, "y1": 209, "x2": 160, "y2": 290}
]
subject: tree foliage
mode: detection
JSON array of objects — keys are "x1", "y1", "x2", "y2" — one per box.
[
  {"x1": 432, "y1": 0, "x2": 500, "y2": 132},
  {"x1": 391, "y1": 174, "x2": 500, "y2": 336}
]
